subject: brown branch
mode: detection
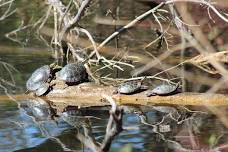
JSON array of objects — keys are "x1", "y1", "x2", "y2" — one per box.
[
  {"x1": 76, "y1": 123, "x2": 102, "y2": 152},
  {"x1": 60, "y1": 0, "x2": 93, "y2": 45},
  {"x1": 74, "y1": 95, "x2": 123, "y2": 152},
  {"x1": 68, "y1": 0, "x2": 92, "y2": 29},
  {"x1": 101, "y1": 95, "x2": 123, "y2": 151},
  {"x1": 89, "y1": 2, "x2": 166, "y2": 58}
]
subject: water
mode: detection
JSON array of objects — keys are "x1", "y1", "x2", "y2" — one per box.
[
  {"x1": 0, "y1": 50, "x2": 227, "y2": 151},
  {"x1": 0, "y1": 1, "x2": 227, "y2": 151},
  {"x1": 0, "y1": 69, "x2": 228, "y2": 152}
]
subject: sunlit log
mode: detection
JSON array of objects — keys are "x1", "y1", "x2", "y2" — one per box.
[{"x1": 1, "y1": 82, "x2": 228, "y2": 114}]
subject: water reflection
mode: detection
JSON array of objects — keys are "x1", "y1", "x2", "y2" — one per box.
[
  {"x1": 0, "y1": 97, "x2": 227, "y2": 152},
  {"x1": 0, "y1": 100, "x2": 47, "y2": 152},
  {"x1": 0, "y1": 0, "x2": 227, "y2": 151}
]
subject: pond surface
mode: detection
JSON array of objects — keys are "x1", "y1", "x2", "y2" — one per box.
[
  {"x1": 0, "y1": 51, "x2": 227, "y2": 152},
  {"x1": 0, "y1": 0, "x2": 228, "y2": 151}
]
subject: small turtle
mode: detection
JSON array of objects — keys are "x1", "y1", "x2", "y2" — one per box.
[
  {"x1": 26, "y1": 65, "x2": 53, "y2": 96},
  {"x1": 56, "y1": 62, "x2": 88, "y2": 85},
  {"x1": 145, "y1": 82, "x2": 180, "y2": 97},
  {"x1": 114, "y1": 80, "x2": 148, "y2": 94},
  {"x1": 26, "y1": 65, "x2": 51, "y2": 91}
]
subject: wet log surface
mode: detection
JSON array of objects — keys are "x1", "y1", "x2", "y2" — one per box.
[{"x1": 1, "y1": 82, "x2": 228, "y2": 114}]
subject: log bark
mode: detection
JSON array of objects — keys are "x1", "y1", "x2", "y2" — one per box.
[
  {"x1": 44, "y1": 83, "x2": 228, "y2": 113},
  {"x1": 1, "y1": 83, "x2": 228, "y2": 114}
]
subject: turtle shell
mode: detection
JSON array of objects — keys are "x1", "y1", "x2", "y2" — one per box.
[
  {"x1": 35, "y1": 83, "x2": 49, "y2": 96},
  {"x1": 26, "y1": 65, "x2": 50, "y2": 91},
  {"x1": 117, "y1": 81, "x2": 142, "y2": 94},
  {"x1": 146, "y1": 83, "x2": 179, "y2": 97},
  {"x1": 56, "y1": 63, "x2": 88, "y2": 83}
]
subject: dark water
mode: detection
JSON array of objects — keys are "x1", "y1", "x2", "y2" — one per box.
[
  {"x1": 0, "y1": 97, "x2": 228, "y2": 152},
  {"x1": 0, "y1": 17, "x2": 228, "y2": 152},
  {"x1": 0, "y1": 0, "x2": 228, "y2": 151},
  {"x1": 0, "y1": 50, "x2": 228, "y2": 152}
]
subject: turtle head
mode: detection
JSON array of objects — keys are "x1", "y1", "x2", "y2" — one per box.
[
  {"x1": 145, "y1": 90, "x2": 155, "y2": 97},
  {"x1": 50, "y1": 63, "x2": 62, "y2": 70}
]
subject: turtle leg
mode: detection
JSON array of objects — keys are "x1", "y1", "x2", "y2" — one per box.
[
  {"x1": 112, "y1": 88, "x2": 119, "y2": 94},
  {"x1": 50, "y1": 79, "x2": 68, "y2": 89},
  {"x1": 61, "y1": 82, "x2": 68, "y2": 89},
  {"x1": 145, "y1": 90, "x2": 156, "y2": 97},
  {"x1": 24, "y1": 90, "x2": 30, "y2": 94}
]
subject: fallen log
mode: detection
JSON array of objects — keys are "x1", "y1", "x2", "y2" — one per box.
[
  {"x1": 1, "y1": 83, "x2": 228, "y2": 114},
  {"x1": 42, "y1": 82, "x2": 228, "y2": 113}
]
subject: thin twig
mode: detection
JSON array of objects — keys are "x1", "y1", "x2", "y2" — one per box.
[{"x1": 89, "y1": 2, "x2": 166, "y2": 58}]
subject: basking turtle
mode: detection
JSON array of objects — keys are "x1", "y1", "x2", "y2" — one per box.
[
  {"x1": 145, "y1": 82, "x2": 180, "y2": 97},
  {"x1": 56, "y1": 62, "x2": 88, "y2": 85},
  {"x1": 114, "y1": 80, "x2": 148, "y2": 94},
  {"x1": 26, "y1": 65, "x2": 52, "y2": 96},
  {"x1": 26, "y1": 65, "x2": 50, "y2": 91}
]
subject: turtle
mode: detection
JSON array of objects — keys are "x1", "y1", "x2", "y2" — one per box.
[
  {"x1": 145, "y1": 82, "x2": 180, "y2": 97},
  {"x1": 56, "y1": 62, "x2": 88, "y2": 85},
  {"x1": 114, "y1": 80, "x2": 148, "y2": 94},
  {"x1": 26, "y1": 65, "x2": 52, "y2": 96},
  {"x1": 26, "y1": 65, "x2": 51, "y2": 91}
]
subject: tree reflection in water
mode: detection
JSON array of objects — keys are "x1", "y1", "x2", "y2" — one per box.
[{"x1": 19, "y1": 98, "x2": 228, "y2": 152}]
